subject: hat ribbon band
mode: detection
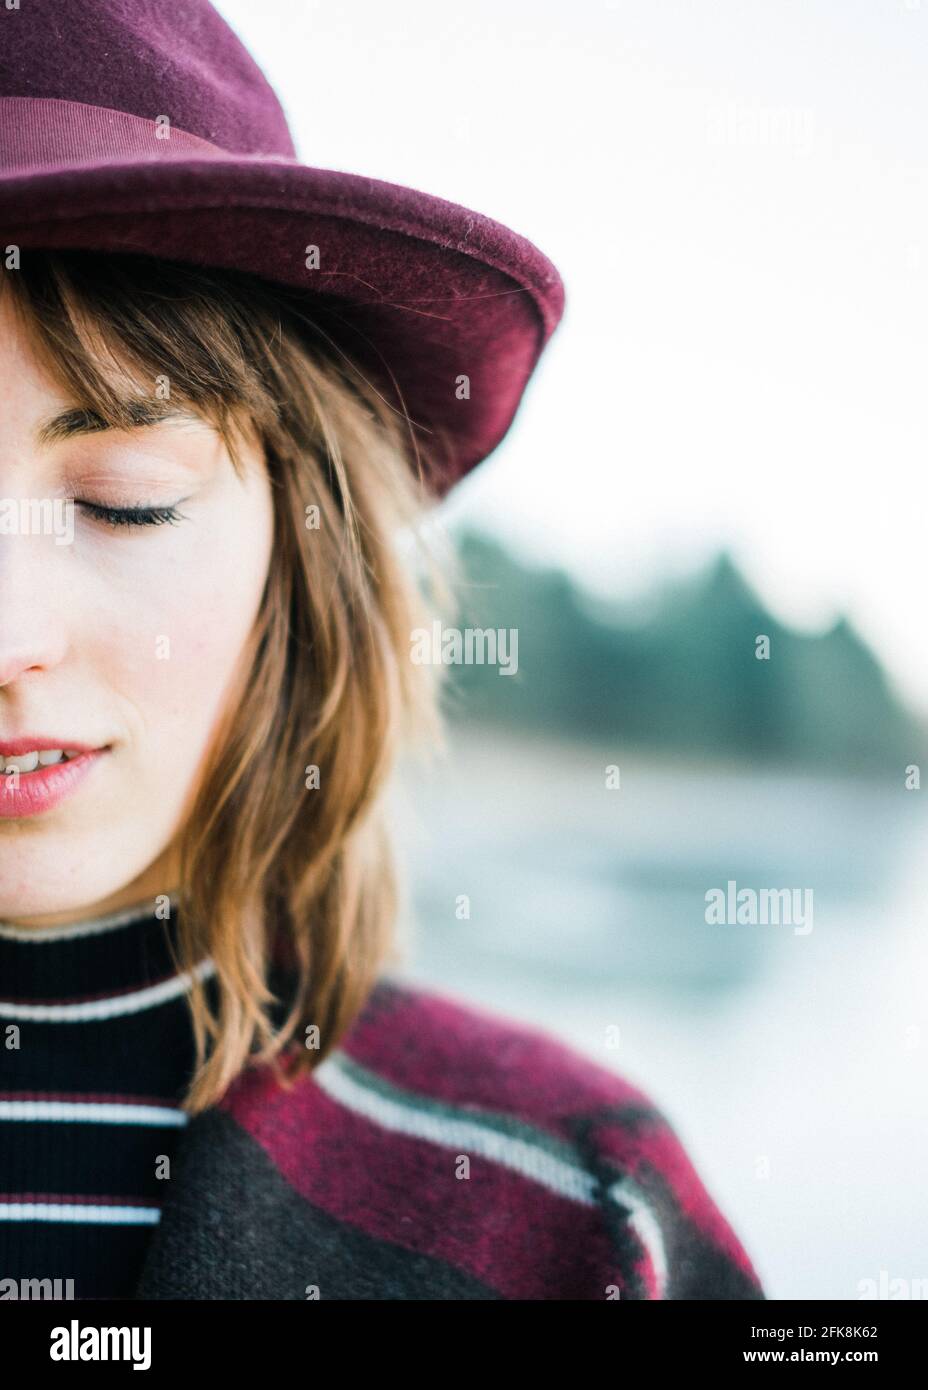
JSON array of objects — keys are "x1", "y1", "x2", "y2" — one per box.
[{"x1": 0, "y1": 96, "x2": 288, "y2": 173}]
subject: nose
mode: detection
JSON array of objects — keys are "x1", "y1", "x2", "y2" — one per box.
[{"x1": 0, "y1": 523, "x2": 70, "y2": 688}]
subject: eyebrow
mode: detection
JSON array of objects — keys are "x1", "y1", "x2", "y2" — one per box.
[{"x1": 35, "y1": 400, "x2": 206, "y2": 447}]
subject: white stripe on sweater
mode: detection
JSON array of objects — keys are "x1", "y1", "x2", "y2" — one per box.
[
  {"x1": 606, "y1": 1179, "x2": 668, "y2": 1297},
  {"x1": 315, "y1": 1052, "x2": 667, "y2": 1295},
  {"x1": 315, "y1": 1053, "x2": 595, "y2": 1202},
  {"x1": 0, "y1": 1202, "x2": 161, "y2": 1225},
  {"x1": 0, "y1": 957, "x2": 216, "y2": 1021},
  {"x1": 0, "y1": 895, "x2": 179, "y2": 943},
  {"x1": 0, "y1": 1099, "x2": 188, "y2": 1126}
]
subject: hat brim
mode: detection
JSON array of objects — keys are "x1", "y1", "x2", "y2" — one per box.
[{"x1": 0, "y1": 157, "x2": 565, "y2": 496}]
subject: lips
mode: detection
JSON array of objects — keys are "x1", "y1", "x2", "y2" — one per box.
[
  {"x1": 0, "y1": 743, "x2": 110, "y2": 818},
  {"x1": 0, "y1": 738, "x2": 103, "y2": 757}
]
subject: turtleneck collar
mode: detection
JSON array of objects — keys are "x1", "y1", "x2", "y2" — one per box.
[
  {"x1": 0, "y1": 896, "x2": 171, "y2": 941},
  {"x1": 0, "y1": 895, "x2": 209, "y2": 1014}
]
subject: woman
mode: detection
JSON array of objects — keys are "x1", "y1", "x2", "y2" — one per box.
[{"x1": 0, "y1": 0, "x2": 764, "y2": 1301}]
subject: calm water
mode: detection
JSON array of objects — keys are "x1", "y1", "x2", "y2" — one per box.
[{"x1": 387, "y1": 726, "x2": 928, "y2": 1300}]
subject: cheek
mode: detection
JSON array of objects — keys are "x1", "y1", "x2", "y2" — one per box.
[
  {"x1": 144, "y1": 585, "x2": 256, "y2": 757},
  {"x1": 89, "y1": 500, "x2": 272, "y2": 781}
]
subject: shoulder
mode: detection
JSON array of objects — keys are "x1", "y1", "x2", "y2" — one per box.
[{"x1": 226, "y1": 976, "x2": 765, "y2": 1300}]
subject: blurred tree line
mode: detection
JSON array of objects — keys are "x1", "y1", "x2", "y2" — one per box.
[{"x1": 441, "y1": 526, "x2": 923, "y2": 772}]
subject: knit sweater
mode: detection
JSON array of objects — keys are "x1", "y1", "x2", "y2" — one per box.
[
  {"x1": 1, "y1": 900, "x2": 765, "y2": 1300},
  {"x1": 0, "y1": 897, "x2": 210, "y2": 1300}
]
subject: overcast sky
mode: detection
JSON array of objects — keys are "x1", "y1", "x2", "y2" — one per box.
[{"x1": 215, "y1": 0, "x2": 928, "y2": 714}]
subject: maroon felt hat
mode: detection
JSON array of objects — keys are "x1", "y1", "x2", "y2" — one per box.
[{"x1": 0, "y1": 0, "x2": 565, "y2": 498}]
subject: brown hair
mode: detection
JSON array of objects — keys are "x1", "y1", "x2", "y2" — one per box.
[{"x1": 0, "y1": 248, "x2": 458, "y2": 1112}]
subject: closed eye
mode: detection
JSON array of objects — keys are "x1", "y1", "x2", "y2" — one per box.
[{"x1": 77, "y1": 502, "x2": 188, "y2": 528}]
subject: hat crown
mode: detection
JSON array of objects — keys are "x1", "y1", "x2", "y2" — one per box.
[{"x1": 0, "y1": 0, "x2": 296, "y2": 158}]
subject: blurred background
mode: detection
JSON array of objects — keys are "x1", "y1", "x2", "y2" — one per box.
[{"x1": 216, "y1": 0, "x2": 928, "y2": 1299}]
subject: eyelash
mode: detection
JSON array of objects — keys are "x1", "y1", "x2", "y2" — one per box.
[{"x1": 77, "y1": 502, "x2": 187, "y2": 529}]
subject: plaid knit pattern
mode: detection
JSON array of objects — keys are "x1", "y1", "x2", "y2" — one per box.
[{"x1": 135, "y1": 976, "x2": 765, "y2": 1300}]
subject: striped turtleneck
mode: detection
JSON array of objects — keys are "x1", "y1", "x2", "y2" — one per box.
[{"x1": 0, "y1": 896, "x2": 214, "y2": 1301}]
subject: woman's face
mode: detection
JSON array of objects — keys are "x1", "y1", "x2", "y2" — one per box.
[{"x1": 0, "y1": 292, "x2": 274, "y2": 927}]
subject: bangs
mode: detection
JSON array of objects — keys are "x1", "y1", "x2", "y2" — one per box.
[{"x1": 0, "y1": 251, "x2": 288, "y2": 480}]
